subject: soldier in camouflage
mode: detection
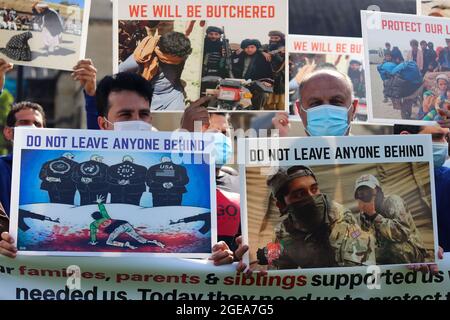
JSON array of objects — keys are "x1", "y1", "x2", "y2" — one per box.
[
  {"x1": 256, "y1": 165, "x2": 376, "y2": 269},
  {"x1": 354, "y1": 174, "x2": 429, "y2": 264}
]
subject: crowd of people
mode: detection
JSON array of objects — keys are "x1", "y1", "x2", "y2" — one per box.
[
  {"x1": 377, "y1": 39, "x2": 450, "y2": 120},
  {"x1": 0, "y1": 5, "x2": 73, "y2": 33},
  {"x1": 0, "y1": 38, "x2": 448, "y2": 274},
  {"x1": 0, "y1": 2, "x2": 84, "y2": 60}
]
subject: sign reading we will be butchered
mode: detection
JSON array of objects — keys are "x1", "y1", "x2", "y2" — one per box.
[{"x1": 119, "y1": 0, "x2": 283, "y2": 20}]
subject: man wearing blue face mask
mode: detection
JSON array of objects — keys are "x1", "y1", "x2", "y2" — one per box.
[
  {"x1": 272, "y1": 68, "x2": 358, "y2": 137},
  {"x1": 394, "y1": 124, "x2": 450, "y2": 257},
  {"x1": 180, "y1": 103, "x2": 243, "y2": 259}
]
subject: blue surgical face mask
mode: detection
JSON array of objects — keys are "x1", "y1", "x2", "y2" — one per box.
[
  {"x1": 433, "y1": 143, "x2": 449, "y2": 168},
  {"x1": 212, "y1": 133, "x2": 233, "y2": 166},
  {"x1": 301, "y1": 104, "x2": 351, "y2": 136}
]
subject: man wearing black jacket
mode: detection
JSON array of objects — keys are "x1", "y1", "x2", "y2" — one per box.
[
  {"x1": 232, "y1": 39, "x2": 272, "y2": 81},
  {"x1": 202, "y1": 26, "x2": 226, "y2": 78},
  {"x1": 232, "y1": 39, "x2": 273, "y2": 108}
]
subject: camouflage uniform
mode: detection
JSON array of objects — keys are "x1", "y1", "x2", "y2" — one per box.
[
  {"x1": 357, "y1": 195, "x2": 429, "y2": 264},
  {"x1": 260, "y1": 197, "x2": 376, "y2": 269}
]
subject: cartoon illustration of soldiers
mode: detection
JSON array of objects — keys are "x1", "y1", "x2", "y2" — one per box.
[
  {"x1": 39, "y1": 152, "x2": 78, "y2": 205},
  {"x1": 146, "y1": 157, "x2": 189, "y2": 207},
  {"x1": 72, "y1": 155, "x2": 109, "y2": 206},
  {"x1": 107, "y1": 155, "x2": 147, "y2": 205}
]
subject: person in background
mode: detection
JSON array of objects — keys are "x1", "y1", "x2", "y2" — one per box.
[
  {"x1": 406, "y1": 39, "x2": 424, "y2": 71},
  {"x1": 394, "y1": 124, "x2": 447, "y2": 267},
  {"x1": 1, "y1": 102, "x2": 46, "y2": 216},
  {"x1": 180, "y1": 101, "x2": 241, "y2": 255},
  {"x1": 272, "y1": 68, "x2": 357, "y2": 137}
]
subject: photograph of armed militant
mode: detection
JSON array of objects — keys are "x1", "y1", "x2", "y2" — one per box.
[{"x1": 115, "y1": 0, "x2": 286, "y2": 112}]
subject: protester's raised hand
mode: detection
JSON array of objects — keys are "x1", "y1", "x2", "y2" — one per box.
[
  {"x1": 272, "y1": 112, "x2": 290, "y2": 137},
  {"x1": 72, "y1": 59, "x2": 97, "y2": 96},
  {"x1": 294, "y1": 58, "x2": 316, "y2": 86},
  {"x1": 209, "y1": 236, "x2": 250, "y2": 274},
  {"x1": 0, "y1": 232, "x2": 17, "y2": 259},
  {"x1": 0, "y1": 58, "x2": 13, "y2": 91},
  {"x1": 0, "y1": 58, "x2": 13, "y2": 76},
  {"x1": 233, "y1": 236, "x2": 250, "y2": 274},
  {"x1": 210, "y1": 241, "x2": 234, "y2": 266}
]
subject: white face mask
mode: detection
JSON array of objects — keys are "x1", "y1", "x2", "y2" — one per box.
[{"x1": 104, "y1": 118, "x2": 152, "y2": 131}]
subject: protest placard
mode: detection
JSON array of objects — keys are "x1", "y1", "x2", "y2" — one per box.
[
  {"x1": 9, "y1": 128, "x2": 217, "y2": 258},
  {"x1": 113, "y1": 0, "x2": 287, "y2": 112},
  {"x1": 238, "y1": 135, "x2": 438, "y2": 270},
  {"x1": 0, "y1": 0, "x2": 91, "y2": 71}
]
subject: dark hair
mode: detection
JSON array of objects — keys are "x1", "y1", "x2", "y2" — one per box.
[
  {"x1": 410, "y1": 39, "x2": 419, "y2": 47},
  {"x1": 240, "y1": 39, "x2": 262, "y2": 50},
  {"x1": 159, "y1": 32, "x2": 192, "y2": 58},
  {"x1": 385, "y1": 42, "x2": 391, "y2": 47},
  {"x1": 274, "y1": 166, "x2": 318, "y2": 205},
  {"x1": 91, "y1": 211, "x2": 102, "y2": 220},
  {"x1": 95, "y1": 72, "x2": 153, "y2": 117},
  {"x1": 391, "y1": 47, "x2": 404, "y2": 62},
  {"x1": 393, "y1": 124, "x2": 422, "y2": 135},
  {"x1": 420, "y1": 40, "x2": 427, "y2": 46},
  {"x1": 6, "y1": 101, "x2": 46, "y2": 127}
]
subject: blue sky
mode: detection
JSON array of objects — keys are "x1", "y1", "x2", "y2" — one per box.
[{"x1": 46, "y1": 0, "x2": 86, "y2": 7}]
